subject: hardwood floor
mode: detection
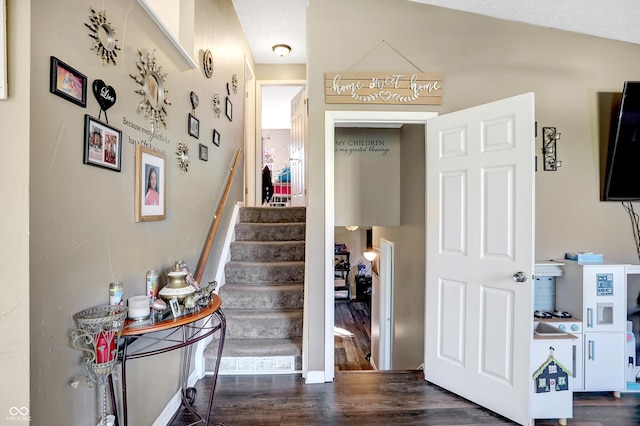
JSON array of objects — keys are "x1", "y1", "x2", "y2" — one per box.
[
  {"x1": 173, "y1": 370, "x2": 640, "y2": 425},
  {"x1": 334, "y1": 300, "x2": 372, "y2": 371},
  {"x1": 171, "y1": 301, "x2": 640, "y2": 425}
]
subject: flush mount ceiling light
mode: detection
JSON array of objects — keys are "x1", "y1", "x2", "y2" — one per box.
[{"x1": 272, "y1": 44, "x2": 291, "y2": 57}]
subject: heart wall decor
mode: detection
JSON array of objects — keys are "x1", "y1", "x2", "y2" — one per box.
[{"x1": 92, "y1": 79, "x2": 117, "y2": 112}]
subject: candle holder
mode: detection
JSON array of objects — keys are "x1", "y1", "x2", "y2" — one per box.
[{"x1": 71, "y1": 305, "x2": 127, "y2": 425}]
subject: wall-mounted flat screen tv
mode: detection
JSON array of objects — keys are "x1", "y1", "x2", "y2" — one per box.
[{"x1": 603, "y1": 81, "x2": 640, "y2": 201}]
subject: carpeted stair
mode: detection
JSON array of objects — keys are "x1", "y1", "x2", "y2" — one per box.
[{"x1": 204, "y1": 206, "x2": 305, "y2": 374}]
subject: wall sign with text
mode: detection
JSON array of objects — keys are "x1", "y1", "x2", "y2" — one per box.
[{"x1": 325, "y1": 72, "x2": 443, "y2": 105}]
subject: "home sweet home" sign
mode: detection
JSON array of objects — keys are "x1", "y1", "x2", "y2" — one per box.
[{"x1": 325, "y1": 72, "x2": 443, "y2": 105}]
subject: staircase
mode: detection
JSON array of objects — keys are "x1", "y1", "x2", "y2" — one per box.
[{"x1": 204, "y1": 206, "x2": 305, "y2": 374}]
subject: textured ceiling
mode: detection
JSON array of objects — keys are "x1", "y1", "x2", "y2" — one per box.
[
  {"x1": 233, "y1": 0, "x2": 640, "y2": 66},
  {"x1": 231, "y1": 0, "x2": 308, "y2": 65},
  {"x1": 411, "y1": 0, "x2": 640, "y2": 46}
]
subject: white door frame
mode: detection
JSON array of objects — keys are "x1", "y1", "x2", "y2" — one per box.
[
  {"x1": 255, "y1": 80, "x2": 306, "y2": 206},
  {"x1": 323, "y1": 111, "x2": 437, "y2": 381},
  {"x1": 243, "y1": 58, "x2": 255, "y2": 205},
  {"x1": 379, "y1": 238, "x2": 394, "y2": 370}
]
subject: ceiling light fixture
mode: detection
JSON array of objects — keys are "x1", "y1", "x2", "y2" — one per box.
[
  {"x1": 272, "y1": 44, "x2": 291, "y2": 57},
  {"x1": 363, "y1": 228, "x2": 377, "y2": 262}
]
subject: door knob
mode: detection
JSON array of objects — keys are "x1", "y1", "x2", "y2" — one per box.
[{"x1": 512, "y1": 271, "x2": 527, "y2": 283}]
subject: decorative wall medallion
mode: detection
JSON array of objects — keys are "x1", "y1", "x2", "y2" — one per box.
[
  {"x1": 85, "y1": 7, "x2": 120, "y2": 65},
  {"x1": 202, "y1": 49, "x2": 213, "y2": 78},
  {"x1": 212, "y1": 94, "x2": 221, "y2": 117},
  {"x1": 130, "y1": 48, "x2": 171, "y2": 131},
  {"x1": 190, "y1": 91, "x2": 199, "y2": 109},
  {"x1": 176, "y1": 142, "x2": 190, "y2": 173},
  {"x1": 231, "y1": 74, "x2": 238, "y2": 94}
]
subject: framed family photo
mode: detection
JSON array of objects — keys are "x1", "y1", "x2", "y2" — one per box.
[
  {"x1": 49, "y1": 56, "x2": 87, "y2": 107},
  {"x1": 225, "y1": 96, "x2": 232, "y2": 121},
  {"x1": 83, "y1": 115, "x2": 122, "y2": 172},
  {"x1": 135, "y1": 145, "x2": 166, "y2": 222},
  {"x1": 212, "y1": 129, "x2": 221, "y2": 147},
  {"x1": 188, "y1": 113, "x2": 199, "y2": 138},
  {"x1": 199, "y1": 143, "x2": 208, "y2": 161}
]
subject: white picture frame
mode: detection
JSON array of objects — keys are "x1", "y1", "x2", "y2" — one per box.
[
  {"x1": 169, "y1": 298, "x2": 181, "y2": 318},
  {"x1": 0, "y1": 0, "x2": 7, "y2": 100}
]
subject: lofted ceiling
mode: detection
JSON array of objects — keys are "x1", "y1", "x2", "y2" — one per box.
[{"x1": 232, "y1": 0, "x2": 640, "y2": 65}]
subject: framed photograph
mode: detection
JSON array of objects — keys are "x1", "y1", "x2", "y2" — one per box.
[
  {"x1": 188, "y1": 113, "x2": 199, "y2": 138},
  {"x1": 225, "y1": 96, "x2": 232, "y2": 121},
  {"x1": 169, "y1": 298, "x2": 181, "y2": 318},
  {"x1": 83, "y1": 115, "x2": 122, "y2": 172},
  {"x1": 49, "y1": 56, "x2": 87, "y2": 107},
  {"x1": 199, "y1": 143, "x2": 208, "y2": 161},
  {"x1": 135, "y1": 144, "x2": 166, "y2": 222},
  {"x1": 212, "y1": 129, "x2": 221, "y2": 147}
]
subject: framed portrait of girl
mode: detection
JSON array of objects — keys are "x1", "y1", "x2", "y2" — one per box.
[{"x1": 135, "y1": 145, "x2": 166, "y2": 222}]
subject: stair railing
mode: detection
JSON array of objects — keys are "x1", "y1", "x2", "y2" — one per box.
[{"x1": 194, "y1": 148, "x2": 242, "y2": 284}]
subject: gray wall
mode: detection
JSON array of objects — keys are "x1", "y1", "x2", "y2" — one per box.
[
  {"x1": 306, "y1": 0, "x2": 640, "y2": 373},
  {"x1": 26, "y1": 0, "x2": 251, "y2": 424},
  {"x1": 334, "y1": 128, "x2": 401, "y2": 226}
]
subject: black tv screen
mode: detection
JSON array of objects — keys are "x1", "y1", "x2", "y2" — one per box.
[{"x1": 603, "y1": 81, "x2": 640, "y2": 201}]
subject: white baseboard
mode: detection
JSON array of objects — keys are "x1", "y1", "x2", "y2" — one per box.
[{"x1": 305, "y1": 370, "x2": 326, "y2": 384}]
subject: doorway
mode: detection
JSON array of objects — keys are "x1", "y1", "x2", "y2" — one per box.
[
  {"x1": 323, "y1": 111, "x2": 437, "y2": 381},
  {"x1": 256, "y1": 81, "x2": 305, "y2": 207},
  {"x1": 333, "y1": 226, "x2": 373, "y2": 371}
]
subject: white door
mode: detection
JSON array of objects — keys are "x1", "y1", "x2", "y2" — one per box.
[
  {"x1": 425, "y1": 93, "x2": 535, "y2": 426},
  {"x1": 290, "y1": 88, "x2": 306, "y2": 206}
]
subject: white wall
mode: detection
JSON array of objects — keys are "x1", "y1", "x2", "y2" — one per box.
[{"x1": 0, "y1": 0, "x2": 30, "y2": 421}]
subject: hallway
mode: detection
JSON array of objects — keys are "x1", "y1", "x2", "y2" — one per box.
[{"x1": 334, "y1": 300, "x2": 373, "y2": 371}]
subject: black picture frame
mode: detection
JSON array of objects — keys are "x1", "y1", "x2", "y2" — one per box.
[
  {"x1": 50, "y1": 56, "x2": 87, "y2": 107},
  {"x1": 225, "y1": 96, "x2": 232, "y2": 121},
  {"x1": 83, "y1": 114, "x2": 122, "y2": 172},
  {"x1": 212, "y1": 129, "x2": 221, "y2": 147},
  {"x1": 199, "y1": 143, "x2": 208, "y2": 161},
  {"x1": 188, "y1": 113, "x2": 200, "y2": 138}
]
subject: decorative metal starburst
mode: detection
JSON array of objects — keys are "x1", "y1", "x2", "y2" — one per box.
[
  {"x1": 129, "y1": 48, "x2": 171, "y2": 131},
  {"x1": 231, "y1": 74, "x2": 238, "y2": 94},
  {"x1": 85, "y1": 8, "x2": 120, "y2": 66},
  {"x1": 176, "y1": 142, "x2": 190, "y2": 173},
  {"x1": 212, "y1": 94, "x2": 221, "y2": 117}
]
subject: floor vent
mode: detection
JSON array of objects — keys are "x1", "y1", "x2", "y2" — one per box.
[{"x1": 219, "y1": 356, "x2": 296, "y2": 375}]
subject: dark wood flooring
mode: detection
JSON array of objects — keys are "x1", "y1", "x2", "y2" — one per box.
[
  {"x1": 334, "y1": 300, "x2": 373, "y2": 371},
  {"x1": 172, "y1": 370, "x2": 640, "y2": 425},
  {"x1": 171, "y1": 301, "x2": 640, "y2": 425}
]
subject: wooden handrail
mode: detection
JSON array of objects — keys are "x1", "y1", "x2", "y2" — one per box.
[{"x1": 194, "y1": 149, "x2": 242, "y2": 284}]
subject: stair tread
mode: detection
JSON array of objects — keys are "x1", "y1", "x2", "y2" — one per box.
[
  {"x1": 231, "y1": 240, "x2": 305, "y2": 246},
  {"x1": 226, "y1": 260, "x2": 305, "y2": 266},
  {"x1": 224, "y1": 309, "x2": 303, "y2": 318},
  {"x1": 220, "y1": 284, "x2": 303, "y2": 291},
  {"x1": 207, "y1": 337, "x2": 302, "y2": 353},
  {"x1": 220, "y1": 282, "x2": 304, "y2": 286}
]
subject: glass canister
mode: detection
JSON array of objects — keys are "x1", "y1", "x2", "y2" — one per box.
[
  {"x1": 146, "y1": 270, "x2": 159, "y2": 304},
  {"x1": 109, "y1": 281, "x2": 124, "y2": 306}
]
